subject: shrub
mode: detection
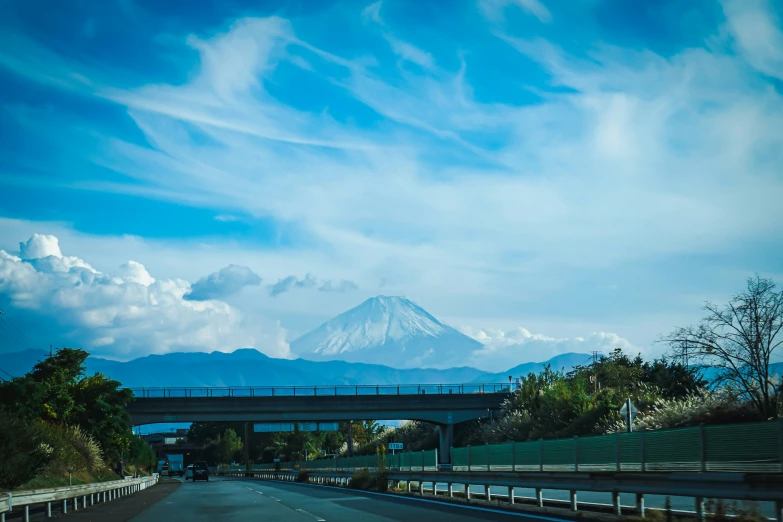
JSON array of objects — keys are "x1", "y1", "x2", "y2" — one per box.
[
  {"x1": 349, "y1": 469, "x2": 374, "y2": 490},
  {"x1": 36, "y1": 421, "x2": 88, "y2": 474},
  {"x1": 347, "y1": 468, "x2": 389, "y2": 491},
  {"x1": 0, "y1": 411, "x2": 52, "y2": 490},
  {"x1": 69, "y1": 425, "x2": 105, "y2": 471},
  {"x1": 375, "y1": 471, "x2": 389, "y2": 493},
  {"x1": 296, "y1": 470, "x2": 310, "y2": 483}
]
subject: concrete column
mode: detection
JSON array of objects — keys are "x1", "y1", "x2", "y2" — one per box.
[
  {"x1": 47, "y1": 502, "x2": 52, "y2": 517},
  {"x1": 508, "y1": 486, "x2": 514, "y2": 504},
  {"x1": 103, "y1": 492, "x2": 106, "y2": 503},
  {"x1": 91, "y1": 493, "x2": 94, "y2": 505},
  {"x1": 637, "y1": 493, "x2": 645, "y2": 518},
  {"x1": 24, "y1": 506, "x2": 29, "y2": 522},
  {"x1": 570, "y1": 490, "x2": 577, "y2": 511},
  {"x1": 485, "y1": 485, "x2": 491, "y2": 501},
  {"x1": 244, "y1": 422, "x2": 251, "y2": 471},
  {"x1": 83, "y1": 495, "x2": 87, "y2": 508},
  {"x1": 63, "y1": 499, "x2": 68, "y2": 514},
  {"x1": 536, "y1": 488, "x2": 543, "y2": 508},
  {"x1": 613, "y1": 491, "x2": 621, "y2": 515},
  {"x1": 74, "y1": 497, "x2": 78, "y2": 511},
  {"x1": 696, "y1": 497, "x2": 705, "y2": 522},
  {"x1": 448, "y1": 483, "x2": 453, "y2": 497},
  {"x1": 465, "y1": 484, "x2": 471, "y2": 501},
  {"x1": 437, "y1": 423, "x2": 454, "y2": 465}
]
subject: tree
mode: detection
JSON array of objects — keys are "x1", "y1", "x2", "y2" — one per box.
[
  {"x1": 0, "y1": 348, "x2": 136, "y2": 467},
  {"x1": 661, "y1": 275, "x2": 783, "y2": 418}
]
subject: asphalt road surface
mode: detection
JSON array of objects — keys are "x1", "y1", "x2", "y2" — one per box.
[{"x1": 130, "y1": 477, "x2": 566, "y2": 522}]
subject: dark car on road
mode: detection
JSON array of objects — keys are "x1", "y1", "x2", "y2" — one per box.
[{"x1": 192, "y1": 461, "x2": 209, "y2": 482}]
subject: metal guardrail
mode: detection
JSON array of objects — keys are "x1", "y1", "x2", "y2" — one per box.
[
  {"x1": 223, "y1": 469, "x2": 783, "y2": 520},
  {"x1": 128, "y1": 383, "x2": 512, "y2": 398},
  {"x1": 0, "y1": 474, "x2": 159, "y2": 520}
]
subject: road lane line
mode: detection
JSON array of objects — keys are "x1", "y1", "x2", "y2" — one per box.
[
  {"x1": 296, "y1": 508, "x2": 326, "y2": 521},
  {"x1": 269, "y1": 496, "x2": 282, "y2": 502},
  {"x1": 262, "y1": 480, "x2": 572, "y2": 522}
]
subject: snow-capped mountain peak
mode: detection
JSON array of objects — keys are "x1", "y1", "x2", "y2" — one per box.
[{"x1": 290, "y1": 296, "x2": 483, "y2": 369}]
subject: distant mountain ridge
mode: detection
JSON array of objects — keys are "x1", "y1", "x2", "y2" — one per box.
[
  {"x1": 290, "y1": 295, "x2": 484, "y2": 369},
  {"x1": 1, "y1": 348, "x2": 592, "y2": 388}
]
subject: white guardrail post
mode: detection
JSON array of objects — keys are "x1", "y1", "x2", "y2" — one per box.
[{"x1": 0, "y1": 474, "x2": 159, "y2": 520}]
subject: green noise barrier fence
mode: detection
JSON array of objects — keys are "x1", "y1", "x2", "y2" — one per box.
[
  {"x1": 451, "y1": 419, "x2": 783, "y2": 473},
  {"x1": 246, "y1": 420, "x2": 782, "y2": 474}
]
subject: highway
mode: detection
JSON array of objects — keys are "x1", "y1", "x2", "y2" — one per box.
[{"x1": 130, "y1": 477, "x2": 558, "y2": 522}]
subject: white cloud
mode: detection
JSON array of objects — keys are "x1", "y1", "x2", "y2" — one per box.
[
  {"x1": 361, "y1": 1, "x2": 384, "y2": 25},
  {"x1": 19, "y1": 234, "x2": 97, "y2": 273},
  {"x1": 479, "y1": 0, "x2": 552, "y2": 24},
  {"x1": 115, "y1": 260, "x2": 155, "y2": 286},
  {"x1": 461, "y1": 326, "x2": 637, "y2": 371},
  {"x1": 268, "y1": 274, "x2": 318, "y2": 297},
  {"x1": 185, "y1": 264, "x2": 262, "y2": 301},
  {"x1": 0, "y1": 234, "x2": 289, "y2": 360},
  {"x1": 319, "y1": 279, "x2": 359, "y2": 293},
  {"x1": 360, "y1": 1, "x2": 434, "y2": 69},
  {"x1": 721, "y1": 0, "x2": 783, "y2": 79}
]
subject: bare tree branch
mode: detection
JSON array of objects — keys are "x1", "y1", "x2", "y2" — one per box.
[{"x1": 659, "y1": 275, "x2": 783, "y2": 418}]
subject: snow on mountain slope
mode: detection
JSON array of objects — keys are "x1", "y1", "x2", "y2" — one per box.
[{"x1": 290, "y1": 296, "x2": 484, "y2": 369}]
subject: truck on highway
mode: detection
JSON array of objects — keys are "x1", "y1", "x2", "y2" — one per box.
[{"x1": 166, "y1": 453, "x2": 184, "y2": 477}]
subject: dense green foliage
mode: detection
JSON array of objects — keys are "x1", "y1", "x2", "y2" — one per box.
[
  {"x1": 0, "y1": 348, "x2": 156, "y2": 489},
  {"x1": 0, "y1": 411, "x2": 51, "y2": 490},
  {"x1": 187, "y1": 420, "x2": 384, "y2": 465}
]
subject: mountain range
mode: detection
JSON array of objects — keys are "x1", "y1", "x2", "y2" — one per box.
[{"x1": 0, "y1": 348, "x2": 593, "y2": 388}]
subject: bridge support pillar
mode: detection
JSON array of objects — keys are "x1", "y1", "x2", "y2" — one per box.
[
  {"x1": 244, "y1": 422, "x2": 251, "y2": 471},
  {"x1": 436, "y1": 423, "x2": 454, "y2": 465}
]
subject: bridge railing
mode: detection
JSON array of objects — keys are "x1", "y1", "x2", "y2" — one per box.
[{"x1": 128, "y1": 383, "x2": 512, "y2": 398}]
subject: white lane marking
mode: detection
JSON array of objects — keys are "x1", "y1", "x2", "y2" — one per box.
[
  {"x1": 269, "y1": 496, "x2": 281, "y2": 502},
  {"x1": 296, "y1": 508, "x2": 326, "y2": 521},
  {"x1": 272, "y1": 480, "x2": 572, "y2": 522}
]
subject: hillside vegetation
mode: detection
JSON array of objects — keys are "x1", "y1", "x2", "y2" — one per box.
[{"x1": 0, "y1": 348, "x2": 156, "y2": 491}]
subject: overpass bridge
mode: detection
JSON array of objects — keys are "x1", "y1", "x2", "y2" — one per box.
[{"x1": 126, "y1": 383, "x2": 512, "y2": 465}]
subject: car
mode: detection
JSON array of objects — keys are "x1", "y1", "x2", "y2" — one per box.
[
  {"x1": 192, "y1": 461, "x2": 209, "y2": 482},
  {"x1": 185, "y1": 464, "x2": 194, "y2": 480}
]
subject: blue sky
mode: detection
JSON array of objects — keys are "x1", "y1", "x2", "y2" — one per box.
[{"x1": 0, "y1": 0, "x2": 782, "y2": 369}]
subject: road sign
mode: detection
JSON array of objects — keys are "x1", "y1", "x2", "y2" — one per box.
[
  {"x1": 388, "y1": 443, "x2": 403, "y2": 451},
  {"x1": 619, "y1": 398, "x2": 639, "y2": 432},
  {"x1": 273, "y1": 458, "x2": 281, "y2": 463},
  {"x1": 163, "y1": 415, "x2": 179, "y2": 421}
]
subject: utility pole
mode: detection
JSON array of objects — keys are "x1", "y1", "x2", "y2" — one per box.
[{"x1": 591, "y1": 351, "x2": 600, "y2": 393}]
